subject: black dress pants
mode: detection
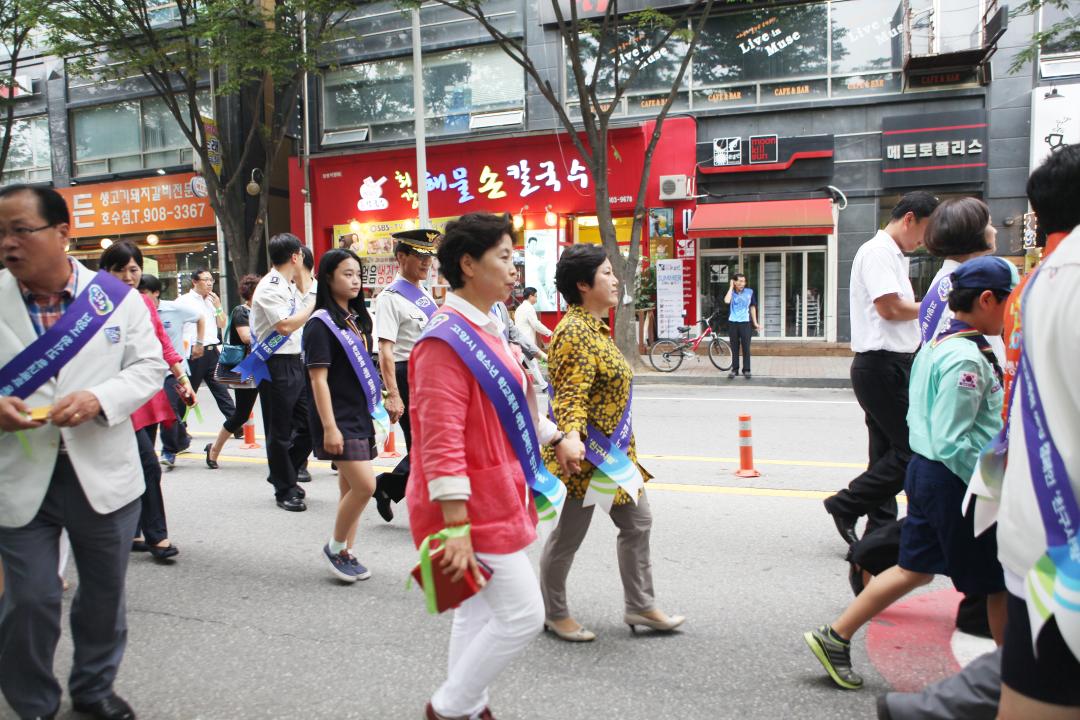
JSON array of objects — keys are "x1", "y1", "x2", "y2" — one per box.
[
  {"x1": 222, "y1": 387, "x2": 260, "y2": 435},
  {"x1": 158, "y1": 375, "x2": 191, "y2": 454},
  {"x1": 729, "y1": 321, "x2": 753, "y2": 374},
  {"x1": 188, "y1": 345, "x2": 236, "y2": 419},
  {"x1": 134, "y1": 427, "x2": 168, "y2": 544},
  {"x1": 825, "y1": 350, "x2": 913, "y2": 532},
  {"x1": 258, "y1": 355, "x2": 312, "y2": 501},
  {"x1": 376, "y1": 360, "x2": 412, "y2": 503}
]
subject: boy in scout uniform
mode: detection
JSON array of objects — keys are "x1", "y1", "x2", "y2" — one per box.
[{"x1": 373, "y1": 229, "x2": 439, "y2": 521}]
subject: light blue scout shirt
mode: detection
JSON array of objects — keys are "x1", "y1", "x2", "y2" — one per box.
[
  {"x1": 728, "y1": 288, "x2": 755, "y2": 323},
  {"x1": 907, "y1": 336, "x2": 1004, "y2": 483},
  {"x1": 157, "y1": 299, "x2": 202, "y2": 371}
]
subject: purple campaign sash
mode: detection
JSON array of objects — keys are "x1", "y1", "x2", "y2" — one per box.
[
  {"x1": 0, "y1": 269, "x2": 131, "y2": 400},
  {"x1": 416, "y1": 309, "x2": 565, "y2": 522},
  {"x1": 385, "y1": 278, "x2": 436, "y2": 320},
  {"x1": 547, "y1": 384, "x2": 642, "y2": 507},
  {"x1": 308, "y1": 309, "x2": 390, "y2": 442},
  {"x1": 1013, "y1": 268, "x2": 1080, "y2": 649},
  {"x1": 919, "y1": 272, "x2": 953, "y2": 345}
]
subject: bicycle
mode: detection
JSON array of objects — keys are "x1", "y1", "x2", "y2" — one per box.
[{"x1": 648, "y1": 311, "x2": 733, "y2": 373}]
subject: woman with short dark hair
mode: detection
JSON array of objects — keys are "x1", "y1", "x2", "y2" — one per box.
[
  {"x1": 407, "y1": 212, "x2": 583, "y2": 719},
  {"x1": 540, "y1": 243, "x2": 685, "y2": 642},
  {"x1": 919, "y1": 197, "x2": 1005, "y2": 358},
  {"x1": 205, "y1": 274, "x2": 262, "y2": 467},
  {"x1": 100, "y1": 241, "x2": 189, "y2": 561}
]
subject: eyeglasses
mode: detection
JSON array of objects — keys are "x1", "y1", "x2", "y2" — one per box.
[{"x1": 1, "y1": 223, "x2": 55, "y2": 239}]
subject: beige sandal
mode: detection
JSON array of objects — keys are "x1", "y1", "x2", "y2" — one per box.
[{"x1": 544, "y1": 620, "x2": 597, "y2": 642}]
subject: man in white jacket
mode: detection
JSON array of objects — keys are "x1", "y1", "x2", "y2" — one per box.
[
  {"x1": 513, "y1": 286, "x2": 553, "y2": 390},
  {"x1": 0, "y1": 186, "x2": 165, "y2": 720}
]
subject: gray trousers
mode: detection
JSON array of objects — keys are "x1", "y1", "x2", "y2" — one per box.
[
  {"x1": 540, "y1": 492, "x2": 655, "y2": 619},
  {"x1": 0, "y1": 455, "x2": 141, "y2": 718},
  {"x1": 884, "y1": 648, "x2": 1001, "y2": 720}
]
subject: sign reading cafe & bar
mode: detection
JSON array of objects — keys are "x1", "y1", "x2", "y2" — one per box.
[{"x1": 881, "y1": 110, "x2": 988, "y2": 188}]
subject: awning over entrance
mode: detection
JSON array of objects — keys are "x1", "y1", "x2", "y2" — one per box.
[{"x1": 687, "y1": 198, "x2": 834, "y2": 238}]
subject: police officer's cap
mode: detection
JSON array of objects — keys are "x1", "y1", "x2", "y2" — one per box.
[{"x1": 391, "y1": 228, "x2": 440, "y2": 256}]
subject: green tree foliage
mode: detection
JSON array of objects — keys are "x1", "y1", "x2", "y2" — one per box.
[
  {"x1": 0, "y1": 0, "x2": 49, "y2": 179},
  {"x1": 1010, "y1": 0, "x2": 1079, "y2": 73},
  {"x1": 48, "y1": 0, "x2": 357, "y2": 279},
  {"x1": 409, "y1": 0, "x2": 723, "y2": 364}
]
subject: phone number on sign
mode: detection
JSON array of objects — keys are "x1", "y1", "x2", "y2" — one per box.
[{"x1": 138, "y1": 204, "x2": 208, "y2": 223}]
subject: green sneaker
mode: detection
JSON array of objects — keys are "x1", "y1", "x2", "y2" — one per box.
[{"x1": 804, "y1": 625, "x2": 864, "y2": 689}]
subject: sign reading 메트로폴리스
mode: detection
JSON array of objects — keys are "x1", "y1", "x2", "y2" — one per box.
[{"x1": 881, "y1": 109, "x2": 988, "y2": 188}]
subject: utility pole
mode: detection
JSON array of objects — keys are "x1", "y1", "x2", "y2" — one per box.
[
  {"x1": 411, "y1": 9, "x2": 429, "y2": 227},
  {"x1": 301, "y1": 8, "x2": 314, "y2": 248}
]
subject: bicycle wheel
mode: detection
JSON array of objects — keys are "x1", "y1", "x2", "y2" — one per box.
[
  {"x1": 649, "y1": 339, "x2": 685, "y2": 372},
  {"x1": 707, "y1": 336, "x2": 733, "y2": 371}
]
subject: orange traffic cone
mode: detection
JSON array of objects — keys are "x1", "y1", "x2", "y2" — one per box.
[
  {"x1": 734, "y1": 414, "x2": 761, "y2": 478},
  {"x1": 241, "y1": 412, "x2": 260, "y2": 450},
  {"x1": 379, "y1": 423, "x2": 402, "y2": 458}
]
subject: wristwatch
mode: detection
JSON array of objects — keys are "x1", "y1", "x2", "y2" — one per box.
[{"x1": 551, "y1": 432, "x2": 566, "y2": 447}]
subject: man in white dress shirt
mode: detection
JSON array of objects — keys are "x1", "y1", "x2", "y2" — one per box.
[
  {"x1": 177, "y1": 267, "x2": 236, "y2": 426},
  {"x1": 824, "y1": 191, "x2": 939, "y2": 546},
  {"x1": 513, "y1": 286, "x2": 552, "y2": 389}
]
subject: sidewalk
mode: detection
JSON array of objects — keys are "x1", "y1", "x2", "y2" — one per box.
[{"x1": 634, "y1": 353, "x2": 853, "y2": 388}]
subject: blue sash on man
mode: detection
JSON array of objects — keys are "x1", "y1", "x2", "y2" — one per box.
[
  {"x1": 308, "y1": 309, "x2": 391, "y2": 446},
  {"x1": 384, "y1": 277, "x2": 436, "y2": 320},
  {"x1": 0, "y1": 269, "x2": 130, "y2": 400},
  {"x1": 547, "y1": 385, "x2": 644, "y2": 514},
  {"x1": 416, "y1": 309, "x2": 565, "y2": 522}
]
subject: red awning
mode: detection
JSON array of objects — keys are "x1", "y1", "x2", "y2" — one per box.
[{"x1": 687, "y1": 198, "x2": 834, "y2": 238}]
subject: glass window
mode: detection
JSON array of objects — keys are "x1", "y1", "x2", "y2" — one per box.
[
  {"x1": 72, "y1": 95, "x2": 208, "y2": 176},
  {"x1": 322, "y1": 44, "x2": 524, "y2": 143},
  {"x1": 695, "y1": 3, "x2": 829, "y2": 86},
  {"x1": 1, "y1": 115, "x2": 52, "y2": 184},
  {"x1": 1042, "y1": 1, "x2": 1079, "y2": 56},
  {"x1": 570, "y1": 24, "x2": 691, "y2": 105},
  {"x1": 830, "y1": 0, "x2": 903, "y2": 74},
  {"x1": 785, "y1": 252, "x2": 804, "y2": 337}
]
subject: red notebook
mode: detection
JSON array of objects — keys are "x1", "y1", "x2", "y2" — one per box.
[{"x1": 411, "y1": 547, "x2": 494, "y2": 614}]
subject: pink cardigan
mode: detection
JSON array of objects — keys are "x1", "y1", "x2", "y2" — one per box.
[
  {"x1": 131, "y1": 293, "x2": 180, "y2": 432},
  {"x1": 405, "y1": 309, "x2": 538, "y2": 556}
]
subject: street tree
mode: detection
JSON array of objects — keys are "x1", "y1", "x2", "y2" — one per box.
[
  {"x1": 1010, "y1": 0, "x2": 1079, "y2": 73},
  {"x1": 48, "y1": 0, "x2": 356, "y2": 281},
  {"x1": 413, "y1": 0, "x2": 717, "y2": 363},
  {"x1": 0, "y1": 0, "x2": 48, "y2": 179}
]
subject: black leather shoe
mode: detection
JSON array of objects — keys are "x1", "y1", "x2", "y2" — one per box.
[
  {"x1": 148, "y1": 543, "x2": 179, "y2": 561},
  {"x1": 277, "y1": 496, "x2": 307, "y2": 512},
  {"x1": 204, "y1": 443, "x2": 218, "y2": 470},
  {"x1": 73, "y1": 692, "x2": 136, "y2": 720},
  {"x1": 375, "y1": 489, "x2": 394, "y2": 523},
  {"x1": 297, "y1": 468, "x2": 312, "y2": 483},
  {"x1": 830, "y1": 511, "x2": 860, "y2": 546},
  {"x1": 295, "y1": 485, "x2": 306, "y2": 499}
]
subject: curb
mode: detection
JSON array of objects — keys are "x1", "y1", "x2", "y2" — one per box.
[{"x1": 633, "y1": 374, "x2": 852, "y2": 389}]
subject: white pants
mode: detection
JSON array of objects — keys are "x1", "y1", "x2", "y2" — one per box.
[
  {"x1": 524, "y1": 357, "x2": 547, "y2": 390},
  {"x1": 431, "y1": 550, "x2": 544, "y2": 718}
]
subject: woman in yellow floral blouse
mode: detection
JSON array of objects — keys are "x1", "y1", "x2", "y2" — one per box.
[{"x1": 539, "y1": 244, "x2": 685, "y2": 642}]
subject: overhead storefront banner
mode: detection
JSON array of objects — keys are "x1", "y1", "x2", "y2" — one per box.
[
  {"x1": 880, "y1": 109, "x2": 988, "y2": 188},
  {"x1": 700, "y1": 134, "x2": 833, "y2": 176},
  {"x1": 57, "y1": 172, "x2": 214, "y2": 238}
]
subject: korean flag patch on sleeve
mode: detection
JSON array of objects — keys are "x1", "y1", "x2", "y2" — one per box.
[{"x1": 957, "y1": 371, "x2": 979, "y2": 390}]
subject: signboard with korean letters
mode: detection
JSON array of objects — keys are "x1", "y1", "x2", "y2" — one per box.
[{"x1": 880, "y1": 110, "x2": 988, "y2": 188}]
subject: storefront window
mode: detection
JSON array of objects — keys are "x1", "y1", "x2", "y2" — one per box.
[
  {"x1": 830, "y1": 0, "x2": 903, "y2": 74},
  {"x1": 1, "y1": 115, "x2": 52, "y2": 184},
  {"x1": 72, "y1": 95, "x2": 208, "y2": 177},
  {"x1": 1042, "y1": 1, "x2": 1079, "y2": 56},
  {"x1": 322, "y1": 44, "x2": 524, "y2": 144},
  {"x1": 569, "y1": 26, "x2": 690, "y2": 114}
]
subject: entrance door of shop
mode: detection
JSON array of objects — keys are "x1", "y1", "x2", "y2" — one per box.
[{"x1": 700, "y1": 248, "x2": 826, "y2": 340}]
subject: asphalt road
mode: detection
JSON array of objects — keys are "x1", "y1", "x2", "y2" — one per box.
[{"x1": 7, "y1": 384, "x2": 961, "y2": 720}]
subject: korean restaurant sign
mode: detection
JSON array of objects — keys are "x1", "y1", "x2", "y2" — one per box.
[
  {"x1": 310, "y1": 130, "x2": 654, "y2": 225},
  {"x1": 881, "y1": 110, "x2": 988, "y2": 188},
  {"x1": 58, "y1": 172, "x2": 215, "y2": 238}
]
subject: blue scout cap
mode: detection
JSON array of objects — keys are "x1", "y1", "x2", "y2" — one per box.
[{"x1": 950, "y1": 256, "x2": 1019, "y2": 294}]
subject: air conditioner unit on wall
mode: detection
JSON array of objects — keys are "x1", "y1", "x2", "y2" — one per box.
[{"x1": 659, "y1": 174, "x2": 693, "y2": 201}]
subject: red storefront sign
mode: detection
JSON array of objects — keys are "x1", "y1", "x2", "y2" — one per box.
[{"x1": 289, "y1": 118, "x2": 698, "y2": 258}]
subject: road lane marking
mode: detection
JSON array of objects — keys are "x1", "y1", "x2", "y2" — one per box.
[
  {"x1": 639, "y1": 453, "x2": 866, "y2": 469},
  {"x1": 176, "y1": 452, "x2": 903, "y2": 502},
  {"x1": 634, "y1": 396, "x2": 858, "y2": 405}
]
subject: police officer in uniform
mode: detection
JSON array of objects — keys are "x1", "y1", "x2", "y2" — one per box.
[
  {"x1": 373, "y1": 229, "x2": 438, "y2": 521},
  {"x1": 250, "y1": 233, "x2": 316, "y2": 512}
]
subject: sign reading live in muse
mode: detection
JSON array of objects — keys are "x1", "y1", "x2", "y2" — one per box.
[{"x1": 880, "y1": 109, "x2": 988, "y2": 188}]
